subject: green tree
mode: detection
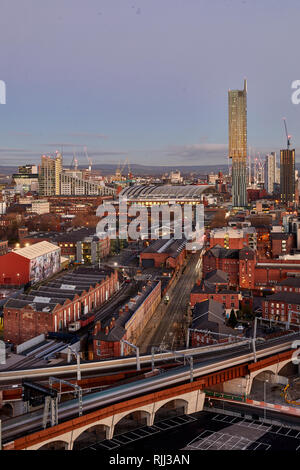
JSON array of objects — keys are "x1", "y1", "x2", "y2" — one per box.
[{"x1": 227, "y1": 309, "x2": 238, "y2": 328}]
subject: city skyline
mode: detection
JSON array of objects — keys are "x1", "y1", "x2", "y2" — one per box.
[{"x1": 1, "y1": 1, "x2": 300, "y2": 165}]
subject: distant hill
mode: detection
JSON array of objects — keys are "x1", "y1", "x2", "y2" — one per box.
[
  {"x1": 0, "y1": 163, "x2": 230, "y2": 177},
  {"x1": 1, "y1": 162, "x2": 300, "y2": 177}
]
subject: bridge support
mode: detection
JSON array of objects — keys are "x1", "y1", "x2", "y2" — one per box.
[{"x1": 10, "y1": 389, "x2": 205, "y2": 450}]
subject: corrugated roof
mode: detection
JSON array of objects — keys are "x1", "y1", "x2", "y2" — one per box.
[{"x1": 13, "y1": 241, "x2": 60, "y2": 260}]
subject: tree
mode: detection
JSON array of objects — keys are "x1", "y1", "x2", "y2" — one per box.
[
  {"x1": 210, "y1": 209, "x2": 227, "y2": 229},
  {"x1": 227, "y1": 309, "x2": 238, "y2": 328}
]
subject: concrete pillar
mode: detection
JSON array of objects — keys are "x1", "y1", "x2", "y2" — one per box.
[{"x1": 108, "y1": 425, "x2": 114, "y2": 440}]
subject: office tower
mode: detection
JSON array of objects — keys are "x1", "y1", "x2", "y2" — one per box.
[
  {"x1": 264, "y1": 152, "x2": 276, "y2": 194},
  {"x1": 280, "y1": 149, "x2": 295, "y2": 204},
  {"x1": 228, "y1": 79, "x2": 247, "y2": 207},
  {"x1": 39, "y1": 152, "x2": 62, "y2": 196}
]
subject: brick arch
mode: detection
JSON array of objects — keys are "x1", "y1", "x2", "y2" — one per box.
[
  {"x1": 154, "y1": 398, "x2": 189, "y2": 420},
  {"x1": 277, "y1": 358, "x2": 295, "y2": 375},
  {"x1": 72, "y1": 423, "x2": 110, "y2": 450},
  {"x1": 37, "y1": 439, "x2": 69, "y2": 451},
  {"x1": 247, "y1": 367, "x2": 277, "y2": 395},
  {"x1": 251, "y1": 368, "x2": 277, "y2": 381},
  {"x1": 277, "y1": 357, "x2": 292, "y2": 373},
  {"x1": 113, "y1": 408, "x2": 152, "y2": 429},
  {"x1": 0, "y1": 402, "x2": 14, "y2": 419}
]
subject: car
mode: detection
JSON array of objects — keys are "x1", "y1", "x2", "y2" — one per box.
[{"x1": 234, "y1": 324, "x2": 244, "y2": 331}]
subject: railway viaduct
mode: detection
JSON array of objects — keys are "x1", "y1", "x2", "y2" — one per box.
[{"x1": 2, "y1": 349, "x2": 297, "y2": 450}]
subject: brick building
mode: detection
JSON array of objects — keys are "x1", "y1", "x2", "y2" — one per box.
[
  {"x1": 190, "y1": 270, "x2": 240, "y2": 313},
  {"x1": 254, "y1": 259, "x2": 300, "y2": 287},
  {"x1": 21, "y1": 228, "x2": 111, "y2": 263},
  {"x1": 202, "y1": 245, "x2": 256, "y2": 289},
  {"x1": 262, "y1": 292, "x2": 300, "y2": 326},
  {"x1": 209, "y1": 227, "x2": 257, "y2": 250},
  {"x1": 93, "y1": 280, "x2": 161, "y2": 359},
  {"x1": 140, "y1": 239, "x2": 186, "y2": 270},
  {"x1": 0, "y1": 241, "x2": 61, "y2": 286},
  {"x1": 190, "y1": 300, "x2": 240, "y2": 346},
  {"x1": 275, "y1": 277, "x2": 300, "y2": 293},
  {"x1": 48, "y1": 195, "x2": 113, "y2": 215},
  {"x1": 4, "y1": 266, "x2": 118, "y2": 345},
  {"x1": 270, "y1": 232, "x2": 294, "y2": 257}
]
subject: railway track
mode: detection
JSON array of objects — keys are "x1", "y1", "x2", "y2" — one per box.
[{"x1": 2, "y1": 335, "x2": 299, "y2": 443}]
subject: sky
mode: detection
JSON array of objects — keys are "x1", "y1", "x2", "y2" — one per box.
[{"x1": 1, "y1": 0, "x2": 300, "y2": 167}]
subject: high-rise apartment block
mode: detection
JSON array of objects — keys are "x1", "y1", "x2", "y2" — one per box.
[
  {"x1": 39, "y1": 152, "x2": 62, "y2": 196},
  {"x1": 280, "y1": 149, "x2": 295, "y2": 204},
  {"x1": 264, "y1": 152, "x2": 276, "y2": 194},
  {"x1": 228, "y1": 79, "x2": 247, "y2": 207}
]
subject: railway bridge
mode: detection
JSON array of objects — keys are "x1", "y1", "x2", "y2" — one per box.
[{"x1": 2, "y1": 344, "x2": 298, "y2": 450}]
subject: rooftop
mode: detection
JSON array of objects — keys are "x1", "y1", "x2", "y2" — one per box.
[
  {"x1": 264, "y1": 291, "x2": 300, "y2": 305},
  {"x1": 119, "y1": 184, "x2": 215, "y2": 200},
  {"x1": 93, "y1": 280, "x2": 160, "y2": 341},
  {"x1": 5, "y1": 266, "x2": 115, "y2": 313},
  {"x1": 13, "y1": 241, "x2": 60, "y2": 260},
  {"x1": 142, "y1": 238, "x2": 186, "y2": 258},
  {"x1": 277, "y1": 277, "x2": 300, "y2": 287}
]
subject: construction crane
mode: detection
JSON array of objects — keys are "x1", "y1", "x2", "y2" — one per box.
[
  {"x1": 84, "y1": 146, "x2": 92, "y2": 172},
  {"x1": 71, "y1": 149, "x2": 78, "y2": 170},
  {"x1": 283, "y1": 117, "x2": 291, "y2": 150},
  {"x1": 115, "y1": 158, "x2": 132, "y2": 180}
]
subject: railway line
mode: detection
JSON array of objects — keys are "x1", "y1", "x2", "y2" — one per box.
[
  {"x1": 2, "y1": 333, "x2": 299, "y2": 443},
  {"x1": 0, "y1": 331, "x2": 298, "y2": 384}
]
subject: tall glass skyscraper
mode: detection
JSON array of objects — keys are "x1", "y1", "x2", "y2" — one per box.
[
  {"x1": 228, "y1": 80, "x2": 247, "y2": 207},
  {"x1": 280, "y1": 149, "x2": 295, "y2": 204}
]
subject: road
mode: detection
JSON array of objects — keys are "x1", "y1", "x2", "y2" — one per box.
[
  {"x1": 138, "y1": 253, "x2": 201, "y2": 353},
  {"x1": 138, "y1": 253, "x2": 200, "y2": 354}
]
